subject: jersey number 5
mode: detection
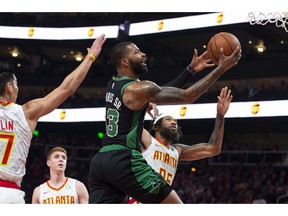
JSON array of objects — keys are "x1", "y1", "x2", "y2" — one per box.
[{"x1": 159, "y1": 167, "x2": 173, "y2": 185}]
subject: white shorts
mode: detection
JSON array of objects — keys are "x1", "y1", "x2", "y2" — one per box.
[{"x1": 0, "y1": 187, "x2": 25, "y2": 204}]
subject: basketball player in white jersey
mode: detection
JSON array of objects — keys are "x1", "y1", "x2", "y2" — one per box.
[
  {"x1": 0, "y1": 34, "x2": 106, "y2": 203},
  {"x1": 32, "y1": 147, "x2": 88, "y2": 204},
  {"x1": 129, "y1": 86, "x2": 232, "y2": 203}
]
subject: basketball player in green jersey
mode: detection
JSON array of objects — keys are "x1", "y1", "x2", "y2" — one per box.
[{"x1": 88, "y1": 42, "x2": 241, "y2": 203}]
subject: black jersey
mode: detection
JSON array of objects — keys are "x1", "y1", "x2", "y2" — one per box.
[
  {"x1": 89, "y1": 75, "x2": 172, "y2": 204},
  {"x1": 103, "y1": 76, "x2": 148, "y2": 152}
]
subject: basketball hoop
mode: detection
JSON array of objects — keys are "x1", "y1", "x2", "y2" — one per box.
[{"x1": 247, "y1": 12, "x2": 288, "y2": 32}]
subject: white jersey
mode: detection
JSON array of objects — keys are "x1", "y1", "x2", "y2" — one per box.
[
  {"x1": 39, "y1": 177, "x2": 79, "y2": 204},
  {"x1": 142, "y1": 136, "x2": 179, "y2": 185},
  {"x1": 0, "y1": 103, "x2": 32, "y2": 187}
]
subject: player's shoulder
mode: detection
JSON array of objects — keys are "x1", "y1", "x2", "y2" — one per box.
[
  {"x1": 67, "y1": 177, "x2": 78, "y2": 183},
  {"x1": 75, "y1": 179, "x2": 88, "y2": 191},
  {"x1": 150, "y1": 136, "x2": 160, "y2": 146},
  {"x1": 128, "y1": 79, "x2": 159, "y2": 88},
  {"x1": 32, "y1": 185, "x2": 41, "y2": 193},
  {"x1": 141, "y1": 80, "x2": 160, "y2": 87},
  {"x1": 73, "y1": 178, "x2": 85, "y2": 186},
  {"x1": 6, "y1": 102, "x2": 21, "y2": 109},
  {"x1": 172, "y1": 143, "x2": 183, "y2": 154}
]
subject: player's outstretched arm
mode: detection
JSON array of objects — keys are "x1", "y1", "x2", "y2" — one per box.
[
  {"x1": 164, "y1": 49, "x2": 215, "y2": 88},
  {"x1": 23, "y1": 34, "x2": 106, "y2": 131},
  {"x1": 175, "y1": 48, "x2": 240, "y2": 104},
  {"x1": 123, "y1": 48, "x2": 240, "y2": 111},
  {"x1": 174, "y1": 87, "x2": 232, "y2": 161}
]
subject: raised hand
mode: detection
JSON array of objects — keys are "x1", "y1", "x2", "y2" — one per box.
[
  {"x1": 217, "y1": 87, "x2": 233, "y2": 117},
  {"x1": 218, "y1": 46, "x2": 241, "y2": 72},
  {"x1": 87, "y1": 34, "x2": 106, "y2": 60},
  {"x1": 146, "y1": 102, "x2": 159, "y2": 118},
  {"x1": 191, "y1": 48, "x2": 215, "y2": 73}
]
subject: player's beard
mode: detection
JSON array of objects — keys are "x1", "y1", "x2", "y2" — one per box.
[
  {"x1": 159, "y1": 127, "x2": 181, "y2": 143},
  {"x1": 130, "y1": 59, "x2": 148, "y2": 76}
]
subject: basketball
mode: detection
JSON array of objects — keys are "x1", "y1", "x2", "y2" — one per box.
[{"x1": 207, "y1": 32, "x2": 241, "y2": 65}]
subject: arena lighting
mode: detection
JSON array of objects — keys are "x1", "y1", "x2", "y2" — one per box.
[
  {"x1": 0, "y1": 12, "x2": 249, "y2": 40},
  {"x1": 128, "y1": 12, "x2": 249, "y2": 36},
  {"x1": 0, "y1": 25, "x2": 119, "y2": 40},
  {"x1": 33, "y1": 130, "x2": 39, "y2": 137},
  {"x1": 38, "y1": 100, "x2": 288, "y2": 123},
  {"x1": 97, "y1": 131, "x2": 105, "y2": 139}
]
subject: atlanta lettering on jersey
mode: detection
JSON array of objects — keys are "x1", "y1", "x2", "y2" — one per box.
[
  {"x1": 153, "y1": 150, "x2": 177, "y2": 168},
  {"x1": 42, "y1": 195, "x2": 75, "y2": 204},
  {"x1": 0, "y1": 120, "x2": 14, "y2": 131}
]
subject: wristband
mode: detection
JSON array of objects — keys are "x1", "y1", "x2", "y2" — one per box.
[
  {"x1": 186, "y1": 64, "x2": 196, "y2": 75},
  {"x1": 87, "y1": 53, "x2": 96, "y2": 62}
]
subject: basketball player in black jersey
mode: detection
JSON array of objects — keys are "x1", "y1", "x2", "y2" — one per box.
[{"x1": 88, "y1": 42, "x2": 241, "y2": 203}]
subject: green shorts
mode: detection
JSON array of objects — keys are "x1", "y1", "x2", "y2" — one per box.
[{"x1": 88, "y1": 144, "x2": 172, "y2": 203}]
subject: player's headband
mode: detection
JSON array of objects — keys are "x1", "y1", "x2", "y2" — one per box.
[{"x1": 152, "y1": 113, "x2": 174, "y2": 126}]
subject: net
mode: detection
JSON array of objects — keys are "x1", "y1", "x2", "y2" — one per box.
[{"x1": 247, "y1": 12, "x2": 288, "y2": 32}]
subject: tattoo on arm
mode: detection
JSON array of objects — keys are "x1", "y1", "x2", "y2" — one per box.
[
  {"x1": 208, "y1": 115, "x2": 224, "y2": 146},
  {"x1": 185, "y1": 67, "x2": 225, "y2": 101}
]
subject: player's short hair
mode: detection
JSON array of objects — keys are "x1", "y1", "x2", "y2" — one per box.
[
  {"x1": 110, "y1": 42, "x2": 133, "y2": 68},
  {"x1": 47, "y1": 147, "x2": 67, "y2": 160},
  {"x1": 0, "y1": 62, "x2": 15, "y2": 95}
]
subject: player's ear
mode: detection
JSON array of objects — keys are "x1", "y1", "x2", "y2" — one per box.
[
  {"x1": 6, "y1": 82, "x2": 13, "y2": 92},
  {"x1": 46, "y1": 160, "x2": 51, "y2": 167},
  {"x1": 121, "y1": 58, "x2": 128, "y2": 65},
  {"x1": 152, "y1": 125, "x2": 159, "y2": 131}
]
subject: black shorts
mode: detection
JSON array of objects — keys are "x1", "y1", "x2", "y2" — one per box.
[{"x1": 88, "y1": 144, "x2": 172, "y2": 203}]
